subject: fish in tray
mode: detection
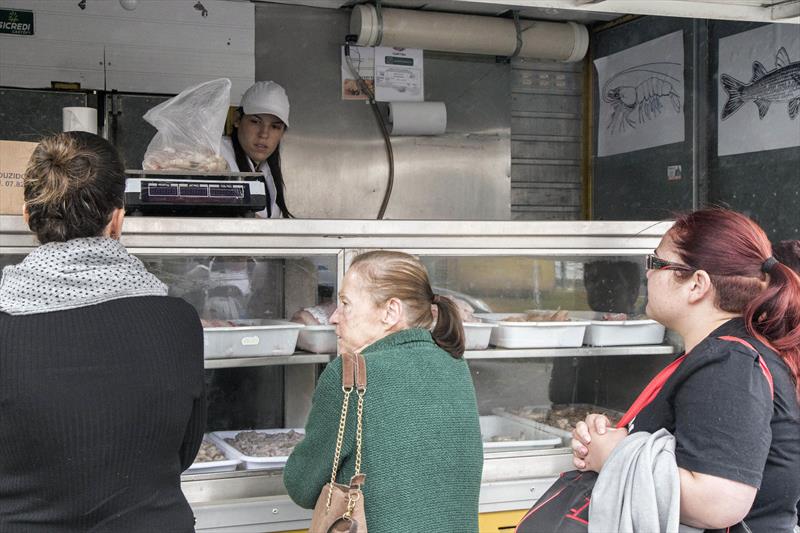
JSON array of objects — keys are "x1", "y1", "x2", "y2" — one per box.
[
  {"x1": 225, "y1": 429, "x2": 304, "y2": 457},
  {"x1": 509, "y1": 404, "x2": 624, "y2": 433}
]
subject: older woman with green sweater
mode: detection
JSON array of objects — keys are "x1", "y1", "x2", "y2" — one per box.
[{"x1": 284, "y1": 251, "x2": 483, "y2": 533}]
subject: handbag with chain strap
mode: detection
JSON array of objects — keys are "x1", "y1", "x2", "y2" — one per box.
[{"x1": 308, "y1": 351, "x2": 368, "y2": 533}]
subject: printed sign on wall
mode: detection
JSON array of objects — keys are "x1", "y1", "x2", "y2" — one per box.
[
  {"x1": 0, "y1": 8, "x2": 34, "y2": 36},
  {"x1": 717, "y1": 24, "x2": 800, "y2": 156},
  {"x1": 594, "y1": 31, "x2": 685, "y2": 157},
  {"x1": 341, "y1": 45, "x2": 375, "y2": 101},
  {"x1": 374, "y1": 47, "x2": 423, "y2": 102}
]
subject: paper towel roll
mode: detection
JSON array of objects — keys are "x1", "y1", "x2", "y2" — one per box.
[
  {"x1": 388, "y1": 102, "x2": 446, "y2": 136},
  {"x1": 62, "y1": 107, "x2": 98, "y2": 134}
]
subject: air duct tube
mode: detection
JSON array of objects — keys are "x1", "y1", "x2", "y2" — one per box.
[{"x1": 350, "y1": 5, "x2": 588, "y2": 63}]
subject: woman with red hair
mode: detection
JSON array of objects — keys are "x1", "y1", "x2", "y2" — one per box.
[{"x1": 572, "y1": 208, "x2": 800, "y2": 532}]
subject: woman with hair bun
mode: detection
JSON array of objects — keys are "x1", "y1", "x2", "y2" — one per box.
[
  {"x1": 0, "y1": 131, "x2": 206, "y2": 532},
  {"x1": 571, "y1": 208, "x2": 800, "y2": 532},
  {"x1": 284, "y1": 250, "x2": 483, "y2": 533}
]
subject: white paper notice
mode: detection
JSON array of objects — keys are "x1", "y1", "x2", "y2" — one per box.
[
  {"x1": 374, "y1": 47, "x2": 423, "y2": 102},
  {"x1": 595, "y1": 31, "x2": 685, "y2": 157},
  {"x1": 341, "y1": 45, "x2": 375, "y2": 101},
  {"x1": 717, "y1": 25, "x2": 800, "y2": 157}
]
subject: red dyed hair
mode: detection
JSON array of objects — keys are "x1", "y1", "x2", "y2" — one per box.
[{"x1": 669, "y1": 208, "x2": 800, "y2": 399}]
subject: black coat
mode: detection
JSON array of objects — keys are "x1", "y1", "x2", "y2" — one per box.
[{"x1": 0, "y1": 296, "x2": 206, "y2": 532}]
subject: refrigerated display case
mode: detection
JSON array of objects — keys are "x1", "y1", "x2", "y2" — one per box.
[{"x1": 0, "y1": 215, "x2": 678, "y2": 532}]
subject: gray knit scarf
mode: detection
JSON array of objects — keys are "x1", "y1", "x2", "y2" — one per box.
[{"x1": 0, "y1": 237, "x2": 168, "y2": 316}]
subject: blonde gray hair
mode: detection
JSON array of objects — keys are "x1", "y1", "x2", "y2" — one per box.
[{"x1": 350, "y1": 250, "x2": 465, "y2": 358}]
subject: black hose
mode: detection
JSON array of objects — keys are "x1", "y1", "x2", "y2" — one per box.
[{"x1": 345, "y1": 45, "x2": 395, "y2": 220}]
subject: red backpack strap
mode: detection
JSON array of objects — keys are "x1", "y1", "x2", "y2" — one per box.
[
  {"x1": 616, "y1": 354, "x2": 687, "y2": 429},
  {"x1": 718, "y1": 336, "x2": 774, "y2": 398}
]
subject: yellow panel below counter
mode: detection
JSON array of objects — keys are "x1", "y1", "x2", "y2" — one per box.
[
  {"x1": 478, "y1": 509, "x2": 527, "y2": 532},
  {"x1": 276, "y1": 509, "x2": 527, "y2": 533}
]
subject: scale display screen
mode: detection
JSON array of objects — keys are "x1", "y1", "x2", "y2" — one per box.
[
  {"x1": 124, "y1": 177, "x2": 267, "y2": 215},
  {"x1": 141, "y1": 180, "x2": 249, "y2": 204}
]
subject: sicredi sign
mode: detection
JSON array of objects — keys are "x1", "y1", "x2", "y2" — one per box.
[{"x1": 0, "y1": 9, "x2": 34, "y2": 36}]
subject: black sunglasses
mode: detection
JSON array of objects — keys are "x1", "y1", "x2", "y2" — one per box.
[{"x1": 646, "y1": 254, "x2": 695, "y2": 272}]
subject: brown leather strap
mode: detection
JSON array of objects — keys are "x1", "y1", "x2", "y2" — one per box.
[
  {"x1": 326, "y1": 517, "x2": 360, "y2": 533},
  {"x1": 354, "y1": 353, "x2": 367, "y2": 391},
  {"x1": 342, "y1": 352, "x2": 356, "y2": 389},
  {"x1": 349, "y1": 473, "x2": 366, "y2": 488}
]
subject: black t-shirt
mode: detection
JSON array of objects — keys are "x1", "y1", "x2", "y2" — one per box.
[{"x1": 628, "y1": 318, "x2": 800, "y2": 533}]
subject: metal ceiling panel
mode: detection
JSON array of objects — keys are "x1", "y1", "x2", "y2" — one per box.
[{"x1": 251, "y1": 0, "x2": 799, "y2": 23}]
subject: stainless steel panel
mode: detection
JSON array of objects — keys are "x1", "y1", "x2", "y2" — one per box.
[
  {"x1": 513, "y1": 115, "x2": 582, "y2": 137},
  {"x1": 204, "y1": 354, "x2": 331, "y2": 369},
  {"x1": 511, "y1": 207, "x2": 583, "y2": 220},
  {"x1": 512, "y1": 138, "x2": 581, "y2": 159},
  {"x1": 512, "y1": 161, "x2": 580, "y2": 184},
  {"x1": 192, "y1": 496, "x2": 312, "y2": 532},
  {"x1": 182, "y1": 470, "x2": 286, "y2": 503},
  {"x1": 511, "y1": 57, "x2": 584, "y2": 221},
  {"x1": 511, "y1": 185, "x2": 581, "y2": 207},
  {"x1": 254, "y1": 3, "x2": 510, "y2": 220},
  {"x1": 512, "y1": 92, "x2": 581, "y2": 114},
  {"x1": 0, "y1": 215, "x2": 672, "y2": 251},
  {"x1": 512, "y1": 68, "x2": 583, "y2": 94}
]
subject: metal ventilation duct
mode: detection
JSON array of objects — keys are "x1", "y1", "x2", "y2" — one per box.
[{"x1": 350, "y1": 4, "x2": 589, "y2": 62}]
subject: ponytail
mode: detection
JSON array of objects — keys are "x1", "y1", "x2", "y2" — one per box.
[
  {"x1": 745, "y1": 261, "x2": 800, "y2": 400},
  {"x1": 431, "y1": 295, "x2": 466, "y2": 359},
  {"x1": 670, "y1": 208, "x2": 800, "y2": 400}
]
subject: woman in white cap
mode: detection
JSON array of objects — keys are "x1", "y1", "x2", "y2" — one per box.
[{"x1": 220, "y1": 81, "x2": 292, "y2": 218}]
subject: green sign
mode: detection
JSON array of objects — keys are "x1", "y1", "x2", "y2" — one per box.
[
  {"x1": 386, "y1": 56, "x2": 414, "y2": 66},
  {"x1": 0, "y1": 9, "x2": 34, "y2": 36}
]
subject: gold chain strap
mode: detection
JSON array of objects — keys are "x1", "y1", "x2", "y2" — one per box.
[
  {"x1": 354, "y1": 388, "x2": 365, "y2": 475},
  {"x1": 325, "y1": 384, "x2": 352, "y2": 511},
  {"x1": 343, "y1": 386, "x2": 366, "y2": 519},
  {"x1": 326, "y1": 352, "x2": 367, "y2": 517}
]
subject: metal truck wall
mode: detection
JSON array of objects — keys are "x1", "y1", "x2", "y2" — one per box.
[
  {"x1": 592, "y1": 17, "x2": 798, "y2": 240},
  {"x1": 254, "y1": 3, "x2": 511, "y2": 220},
  {"x1": 511, "y1": 58, "x2": 583, "y2": 220}
]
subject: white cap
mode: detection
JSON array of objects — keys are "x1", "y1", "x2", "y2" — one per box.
[{"x1": 240, "y1": 81, "x2": 290, "y2": 127}]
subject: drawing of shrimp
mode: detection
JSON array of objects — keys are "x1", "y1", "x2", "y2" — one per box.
[{"x1": 602, "y1": 62, "x2": 683, "y2": 134}]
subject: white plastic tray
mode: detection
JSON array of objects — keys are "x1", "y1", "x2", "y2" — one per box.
[
  {"x1": 296, "y1": 325, "x2": 337, "y2": 354},
  {"x1": 584, "y1": 320, "x2": 665, "y2": 346},
  {"x1": 475, "y1": 313, "x2": 590, "y2": 349},
  {"x1": 185, "y1": 437, "x2": 241, "y2": 474},
  {"x1": 566, "y1": 311, "x2": 666, "y2": 346},
  {"x1": 493, "y1": 404, "x2": 626, "y2": 438},
  {"x1": 463, "y1": 322, "x2": 497, "y2": 351},
  {"x1": 491, "y1": 407, "x2": 572, "y2": 442},
  {"x1": 203, "y1": 320, "x2": 302, "y2": 359},
  {"x1": 208, "y1": 429, "x2": 305, "y2": 470},
  {"x1": 480, "y1": 415, "x2": 563, "y2": 452}
]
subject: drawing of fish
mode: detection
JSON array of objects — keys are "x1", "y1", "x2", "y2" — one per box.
[{"x1": 721, "y1": 47, "x2": 800, "y2": 120}]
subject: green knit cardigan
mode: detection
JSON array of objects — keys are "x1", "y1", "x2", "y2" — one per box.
[{"x1": 284, "y1": 328, "x2": 483, "y2": 533}]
